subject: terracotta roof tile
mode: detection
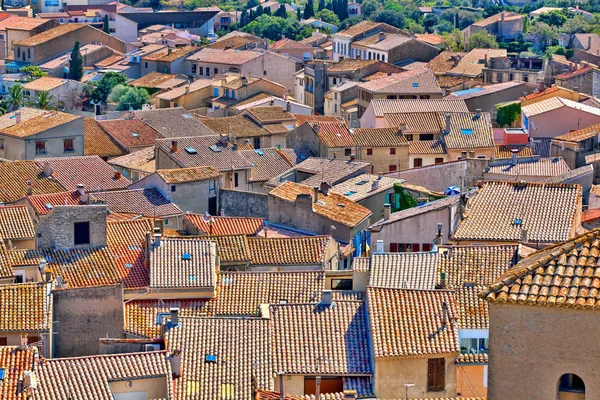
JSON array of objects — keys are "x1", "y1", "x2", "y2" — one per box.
[
  {"x1": 97, "y1": 119, "x2": 160, "y2": 149},
  {"x1": 208, "y1": 234, "x2": 250, "y2": 263},
  {"x1": 247, "y1": 236, "x2": 331, "y2": 266},
  {"x1": 197, "y1": 114, "x2": 267, "y2": 138},
  {"x1": 0, "y1": 110, "x2": 79, "y2": 138},
  {"x1": 108, "y1": 146, "x2": 156, "y2": 174},
  {"x1": 371, "y1": 99, "x2": 468, "y2": 117},
  {"x1": 149, "y1": 237, "x2": 216, "y2": 289},
  {"x1": 456, "y1": 353, "x2": 488, "y2": 364},
  {"x1": 166, "y1": 317, "x2": 272, "y2": 400},
  {"x1": 309, "y1": 121, "x2": 354, "y2": 148},
  {"x1": 369, "y1": 252, "x2": 439, "y2": 289},
  {"x1": 448, "y1": 48, "x2": 507, "y2": 77},
  {"x1": 245, "y1": 106, "x2": 296, "y2": 123},
  {"x1": 267, "y1": 157, "x2": 370, "y2": 189},
  {"x1": 293, "y1": 114, "x2": 343, "y2": 125},
  {"x1": 409, "y1": 139, "x2": 447, "y2": 154},
  {"x1": 326, "y1": 58, "x2": 379, "y2": 72},
  {"x1": 555, "y1": 65, "x2": 594, "y2": 80},
  {"x1": 485, "y1": 157, "x2": 571, "y2": 178},
  {"x1": 184, "y1": 215, "x2": 265, "y2": 236},
  {"x1": 155, "y1": 166, "x2": 220, "y2": 183},
  {"x1": 519, "y1": 85, "x2": 560, "y2": 101},
  {"x1": 553, "y1": 122, "x2": 600, "y2": 142},
  {"x1": 14, "y1": 23, "x2": 85, "y2": 46},
  {"x1": 359, "y1": 69, "x2": 441, "y2": 94},
  {"x1": 367, "y1": 287, "x2": 459, "y2": 358},
  {"x1": 35, "y1": 156, "x2": 131, "y2": 191},
  {"x1": 441, "y1": 112, "x2": 494, "y2": 150},
  {"x1": 186, "y1": 48, "x2": 262, "y2": 65},
  {"x1": 480, "y1": 228, "x2": 600, "y2": 309},
  {"x1": 0, "y1": 346, "x2": 37, "y2": 400},
  {"x1": 240, "y1": 148, "x2": 308, "y2": 183},
  {"x1": 0, "y1": 161, "x2": 65, "y2": 203},
  {"x1": 350, "y1": 127, "x2": 408, "y2": 147},
  {"x1": 21, "y1": 77, "x2": 68, "y2": 92},
  {"x1": 83, "y1": 118, "x2": 125, "y2": 158},
  {"x1": 132, "y1": 107, "x2": 215, "y2": 138},
  {"x1": 269, "y1": 182, "x2": 372, "y2": 227},
  {"x1": 43, "y1": 247, "x2": 122, "y2": 288},
  {"x1": 26, "y1": 190, "x2": 83, "y2": 216},
  {"x1": 270, "y1": 300, "x2": 371, "y2": 374},
  {"x1": 493, "y1": 145, "x2": 533, "y2": 159},
  {"x1": 0, "y1": 205, "x2": 35, "y2": 240},
  {"x1": 453, "y1": 181, "x2": 582, "y2": 243},
  {"x1": 92, "y1": 188, "x2": 182, "y2": 217},
  {"x1": 331, "y1": 174, "x2": 403, "y2": 202},
  {"x1": 0, "y1": 283, "x2": 51, "y2": 332}
]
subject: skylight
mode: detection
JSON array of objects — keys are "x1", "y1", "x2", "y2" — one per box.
[
  {"x1": 183, "y1": 113, "x2": 193, "y2": 119},
  {"x1": 461, "y1": 129, "x2": 473, "y2": 135},
  {"x1": 205, "y1": 354, "x2": 217, "y2": 363},
  {"x1": 182, "y1": 253, "x2": 192, "y2": 261},
  {"x1": 514, "y1": 218, "x2": 522, "y2": 225},
  {"x1": 412, "y1": 82, "x2": 419, "y2": 87},
  {"x1": 208, "y1": 145, "x2": 222, "y2": 153},
  {"x1": 124, "y1": 263, "x2": 133, "y2": 269},
  {"x1": 355, "y1": 180, "x2": 369, "y2": 185},
  {"x1": 255, "y1": 149, "x2": 264, "y2": 156},
  {"x1": 44, "y1": 204, "x2": 53, "y2": 210},
  {"x1": 185, "y1": 147, "x2": 198, "y2": 154},
  {"x1": 132, "y1": 132, "x2": 139, "y2": 138},
  {"x1": 0, "y1": 369, "x2": 5, "y2": 381},
  {"x1": 189, "y1": 274, "x2": 197, "y2": 282},
  {"x1": 345, "y1": 191, "x2": 357, "y2": 196}
]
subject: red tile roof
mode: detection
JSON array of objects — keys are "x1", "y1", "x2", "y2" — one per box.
[
  {"x1": 27, "y1": 190, "x2": 83, "y2": 215},
  {"x1": 97, "y1": 119, "x2": 160, "y2": 149},
  {"x1": 184, "y1": 214, "x2": 265, "y2": 236},
  {"x1": 92, "y1": 188, "x2": 182, "y2": 217}
]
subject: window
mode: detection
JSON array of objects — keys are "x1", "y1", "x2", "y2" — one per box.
[
  {"x1": 209, "y1": 179, "x2": 216, "y2": 193},
  {"x1": 15, "y1": 270, "x2": 24, "y2": 283},
  {"x1": 435, "y1": 157, "x2": 444, "y2": 164},
  {"x1": 170, "y1": 184, "x2": 176, "y2": 192},
  {"x1": 344, "y1": 148, "x2": 351, "y2": 157},
  {"x1": 460, "y1": 338, "x2": 488, "y2": 354},
  {"x1": 231, "y1": 90, "x2": 235, "y2": 99},
  {"x1": 35, "y1": 141, "x2": 46, "y2": 154},
  {"x1": 192, "y1": 64, "x2": 197, "y2": 74},
  {"x1": 331, "y1": 279, "x2": 353, "y2": 290},
  {"x1": 414, "y1": 158, "x2": 423, "y2": 168},
  {"x1": 427, "y1": 358, "x2": 445, "y2": 392},
  {"x1": 0, "y1": 337, "x2": 6, "y2": 346},
  {"x1": 332, "y1": 77, "x2": 337, "y2": 85},
  {"x1": 389, "y1": 164, "x2": 397, "y2": 172},
  {"x1": 390, "y1": 148, "x2": 396, "y2": 155},
  {"x1": 420, "y1": 133, "x2": 434, "y2": 140},
  {"x1": 63, "y1": 138, "x2": 74, "y2": 152},
  {"x1": 253, "y1": 137, "x2": 261, "y2": 149},
  {"x1": 390, "y1": 243, "x2": 418, "y2": 252},
  {"x1": 0, "y1": 139, "x2": 4, "y2": 149},
  {"x1": 74, "y1": 221, "x2": 90, "y2": 245},
  {"x1": 199, "y1": 66, "x2": 204, "y2": 76},
  {"x1": 422, "y1": 243, "x2": 432, "y2": 252},
  {"x1": 27, "y1": 48, "x2": 30, "y2": 59},
  {"x1": 214, "y1": 68, "x2": 218, "y2": 75},
  {"x1": 234, "y1": 172, "x2": 239, "y2": 187},
  {"x1": 559, "y1": 374, "x2": 585, "y2": 394},
  {"x1": 405, "y1": 134, "x2": 413, "y2": 141},
  {"x1": 263, "y1": 70, "x2": 267, "y2": 76},
  {"x1": 366, "y1": 148, "x2": 373, "y2": 156},
  {"x1": 144, "y1": 62, "x2": 148, "y2": 69},
  {"x1": 16, "y1": 47, "x2": 20, "y2": 58}
]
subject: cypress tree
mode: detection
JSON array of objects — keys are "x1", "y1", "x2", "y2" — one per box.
[
  {"x1": 318, "y1": 0, "x2": 325, "y2": 11},
  {"x1": 69, "y1": 41, "x2": 84, "y2": 82},
  {"x1": 303, "y1": 0, "x2": 315, "y2": 19},
  {"x1": 340, "y1": 0, "x2": 349, "y2": 20},
  {"x1": 103, "y1": 15, "x2": 110, "y2": 34}
]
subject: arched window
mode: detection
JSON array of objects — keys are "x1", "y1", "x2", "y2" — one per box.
[{"x1": 559, "y1": 373, "x2": 585, "y2": 397}]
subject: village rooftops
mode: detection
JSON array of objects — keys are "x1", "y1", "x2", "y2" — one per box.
[
  {"x1": 185, "y1": 47, "x2": 262, "y2": 65},
  {"x1": 0, "y1": 110, "x2": 80, "y2": 138},
  {"x1": 353, "y1": 32, "x2": 412, "y2": 51},
  {"x1": 13, "y1": 23, "x2": 85, "y2": 46},
  {"x1": 369, "y1": 98, "x2": 468, "y2": 116},
  {"x1": 453, "y1": 181, "x2": 582, "y2": 243},
  {"x1": 359, "y1": 69, "x2": 441, "y2": 94},
  {"x1": 369, "y1": 195, "x2": 460, "y2": 230},
  {"x1": 107, "y1": 146, "x2": 156, "y2": 175},
  {"x1": 449, "y1": 81, "x2": 525, "y2": 100},
  {"x1": 485, "y1": 157, "x2": 571, "y2": 178},
  {"x1": 334, "y1": 20, "x2": 404, "y2": 39},
  {"x1": 447, "y1": 48, "x2": 507, "y2": 77},
  {"x1": 472, "y1": 10, "x2": 523, "y2": 27},
  {"x1": 331, "y1": 174, "x2": 404, "y2": 202},
  {"x1": 247, "y1": 235, "x2": 333, "y2": 266},
  {"x1": 156, "y1": 78, "x2": 215, "y2": 101},
  {"x1": 0, "y1": 205, "x2": 35, "y2": 240},
  {"x1": 350, "y1": 127, "x2": 409, "y2": 147},
  {"x1": 22, "y1": 77, "x2": 71, "y2": 92},
  {"x1": 239, "y1": 148, "x2": 308, "y2": 183},
  {"x1": 553, "y1": 122, "x2": 600, "y2": 142},
  {"x1": 522, "y1": 96, "x2": 600, "y2": 118},
  {"x1": 26, "y1": 190, "x2": 85, "y2": 216},
  {"x1": 131, "y1": 107, "x2": 215, "y2": 137},
  {"x1": 154, "y1": 166, "x2": 221, "y2": 183},
  {"x1": 97, "y1": 119, "x2": 160, "y2": 149},
  {"x1": 184, "y1": 214, "x2": 265, "y2": 236},
  {"x1": 269, "y1": 181, "x2": 372, "y2": 228},
  {"x1": 129, "y1": 71, "x2": 188, "y2": 90},
  {"x1": 326, "y1": 58, "x2": 381, "y2": 73},
  {"x1": 369, "y1": 252, "x2": 439, "y2": 289},
  {"x1": 83, "y1": 118, "x2": 125, "y2": 158},
  {"x1": 0, "y1": 282, "x2": 51, "y2": 332},
  {"x1": 0, "y1": 161, "x2": 65, "y2": 203},
  {"x1": 92, "y1": 188, "x2": 182, "y2": 217}
]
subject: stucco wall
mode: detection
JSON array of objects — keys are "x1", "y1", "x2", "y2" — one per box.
[
  {"x1": 393, "y1": 159, "x2": 486, "y2": 192},
  {"x1": 488, "y1": 303, "x2": 600, "y2": 400},
  {"x1": 457, "y1": 364, "x2": 487, "y2": 398},
  {"x1": 220, "y1": 188, "x2": 268, "y2": 218},
  {"x1": 53, "y1": 284, "x2": 124, "y2": 357},
  {"x1": 528, "y1": 108, "x2": 600, "y2": 139}
]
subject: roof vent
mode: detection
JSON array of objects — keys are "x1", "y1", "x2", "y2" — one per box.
[
  {"x1": 208, "y1": 145, "x2": 222, "y2": 153},
  {"x1": 124, "y1": 263, "x2": 133, "y2": 268},
  {"x1": 181, "y1": 253, "x2": 192, "y2": 260},
  {"x1": 185, "y1": 147, "x2": 198, "y2": 154},
  {"x1": 205, "y1": 354, "x2": 217, "y2": 363},
  {"x1": 320, "y1": 290, "x2": 334, "y2": 307}
]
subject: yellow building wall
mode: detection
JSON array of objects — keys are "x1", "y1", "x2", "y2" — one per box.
[{"x1": 457, "y1": 364, "x2": 487, "y2": 398}]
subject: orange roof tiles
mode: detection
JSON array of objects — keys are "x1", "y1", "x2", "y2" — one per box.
[
  {"x1": 0, "y1": 283, "x2": 51, "y2": 332},
  {"x1": 155, "y1": 166, "x2": 221, "y2": 183},
  {"x1": 0, "y1": 205, "x2": 35, "y2": 240},
  {"x1": 247, "y1": 236, "x2": 331, "y2": 266},
  {"x1": 26, "y1": 190, "x2": 83, "y2": 215},
  {"x1": 309, "y1": 121, "x2": 354, "y2": 148},
  {"x1": 270, "y1": 182, "x2": 372, "y2": 227},
  {"x1": 83, "y1": 118, "x2": 125, "y2": 158},
  {"x1": 14, "y1": 23, "x2": 85, "y2": 46},
  {"x1": 519, "y1": 85, "x2": 560, "y2": 101},
  {"x1": 0, "y1": 346, "x2": 37, "y2": 400},
  {"x1": 43, "y1": 247, "x2": 122, "y2": 288},
  {"x1": 0, "y1": 161, "x2": 66, "y2": 203},
  {"x1": 184, "y1": 214, "x2": 265, "y2": 236},
  {"x1": 0, "y1": 111, "x2": 79, "y2": 138},
  {"x1": 97, "y1": 119, "x2": 160, "y2": 149},
  {"x1": 553, "y1": 122, "x2": 600, "y2": 142},
  {"x1": 351, "y1": 128, "x2": 409, "y2": 147}
]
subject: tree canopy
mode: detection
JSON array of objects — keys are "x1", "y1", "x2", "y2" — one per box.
[
  {"x1": 108, "y1": 85, "x2": 150, "y2": 111},
  {"x1": 466, "y1": 30, "x2": 499, "y2": 50},
  {"x1": 69, "y1": 41, "x2": 84, "y2": 82}
]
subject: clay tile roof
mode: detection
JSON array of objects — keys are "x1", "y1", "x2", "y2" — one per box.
[
  {"x1": 309, "y1": 121, "x2": 354, "y2": 148},
  {"x1": 0, "y1": 110, "x2": 80, "y2": 138},
  {"x1": 271, "y1": 38, "x2": 314, "y2": 51},
  {"x1": 245, "y1": 106, "x2": 296, "y2": 123},
  {"x1": 83, "y1": 118, "x2": 125, "y2": 158},
  {"x1": 453, "y1": 181, "x2": 582, "y2": 243},
  {"x1": 415, "y1": 33, "x2": 446, "y2": 46},
  {"x1": 185, "y1": 48, "x2": 262, "y2": 65},
  {"x1": 157, "y1": 79, "x2": 215, "y2": 101},
  {"x1": 209, "y1": 35, "x2": 259, "y2": 49},
  {"x1": 350, "y1": 127, "x2": 408, "y2": 147},
  {"x1": 166, "y1": 317, "x2": 272, "y2": 400},
  {"x1": 247, "y1": 236, "x2": 331, "y2": 266},
  {"x1": 326, "y1": 58, "x2": 378, "y2": 72},
  {"x1": 155, "y1": 166, "x2": 220, "y2": 183},
  {"x1": 132, "y1": 107, "x2": 215, "y2": 138},
  {"x1": 0, "y1": 346, "x2": 37, "y2": 400},
  {"x1": 267, "y1": 157, "x2": 370, "y2": 189},
  {"x1": 331, "y1": 174, "x2": 403, "y2": 202},
  {"x1": 14, "y1": 23, "x2": 85, "y2": 46},
  {"x1": 155, "y1": 45, "x2": 197, "y2": 62},
  {"x1": 184, "y1": 215, "x2": 265, "y2": 236},
  {"x1": 293, "y1": 114, "x2": 343, "y2": 125},
  {"x1": 440, "y1": 112, "x2": 494, "y2": 150},
  {"x1": 438, "y1": 245, "x2": 519, "y2": 329},
  {"x1": 130, "y1": 71, "x2": 186, "y2": 89},
  {"x1": 354, "y1": 33, "x2": 412, "y2": 51},
  {"x1": 367, "y1": 287, "x2": 460, "y2": 358},
  {"x1": 269, "y1": 300, "x2": 371, "y2": 374},
  {"x1": 22, "y1": 76, "x2": 69, "y2": 92},
  {"x1": 456, "y1": 353, "x2": 488, "y2": 365},
  {"x1": 107, "y1": 146, "x2": 156, "y2": 174},
  {"x1": 0, "y1": 161, "x2": 65, "y2": 203},
  {"x1": 486, "y1": 157, "x2": 571, "y2": 178},
  {"x1": 448, "y1": 48, "x2": 507, "y2": 77},
  {"x1": 409, "y1": 139, "x2": 447, "y2": 154},
  {"x1": 35, "y1": 156, "x2": 131, "y2": 191},
  {"x1": 214, "y1": 270, "x2": 325, "y2": 315},
  {"x1": 240, "y1": 148, "x2": 308, "y2": 183},
  {"x1": 92, "y1": 188, "x2": 182, "y2": 217},
  {"x1": 97, "y1": 119, "x2": 160, "y2": 149},
  {"x1": 270, "y1": 182, "x2": 372, "y2": 227},
  {"x1": 336, "y1": 20, "x2": 394, "y2": 39},
  {"x1": 519, "y1": 85, "x2": 560, "y2": 101},
  {"x1": 35, "y1": 351, "x2": 173, "y2": 400},
  {"x1": 0, "y1": 283, "x2": 51, "y2": 331},
  {"x1": 0, "y1": 205, "x2": 35, "y2": 240},
  {"x1": 473, "y1": 11, "x2": 522, "y2": 26},
  {"x1": 555, "y1": 65, "x2": 594, "y2": 80},
  {"x1": 198, "y1": 114, "x2": 267, "y2": 138},
  {"x1": 493, "y1": 145, "x2": 533, "y2": 159},
  {"x1": 208, "y1": 234, "x2": 250, "y2": 263},
  {"x1": 369, "y1": 252, "x2": 439, "y2": 289},
  {"x1": 359, "y1": 69, "x2": 441, "y2": 94},
  {"x1": 106, "y1": 218, "x2": 153, "y2": 289},
  {"x1": 371, "y1": 99, "x2": 468, "y2": 117},
  {"x1": 149, "y1": 237, "x2": 216, "y2": 289},
  {"x1": 480, "y1": 228, "x2": 600, "y2": 309},
  {"x1": 553, "y1": 122, "x2": 600, "y2": 142},
  {"x1": 26, "y1": 190, "x2": 83, "y2": 216}
]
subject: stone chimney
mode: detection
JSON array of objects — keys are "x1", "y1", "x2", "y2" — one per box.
[
  {"x1": 171, "y1": 140, "x2": 178, "y2": 153},
  {"x1": 170, "y1": 307, "x2": 179, "y2": 326},
  {"x1": 169, "y1": 351, "x2": 182, "y2": 378},
  {"x1": 76, "y1": 184, "x2": 85, "y2": 197},
  {"x1": 445, "y1": 114, "x2": 451, "y2": 134},
  {"x1": 313, "y1": 187, "x2": 319, "y2": 203},
  {"x1": 114, "y1": 171, "x2": 121, "y2": 180},
  {"x1": 384, "y1": 203, "x2": 391, "y2": 220},
  {"x1": 589, "y1": 35, "x2": 592, "y2": 50},
  {"x1": 500, "y1": 11, "x2": 505, "y2": 21},
  {"x1": 43, "y1": 161, "x2": 52, "y2": 177}
]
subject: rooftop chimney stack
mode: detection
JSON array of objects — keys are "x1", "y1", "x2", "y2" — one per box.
[
  {"x1": 439, "y1": 271, "x2": 447, "y2": 289},
  {"x1": 313, "y1": 187, "x2": 319, "y2": 203},
  {"x1": 278, "y1": 373, "x2": 285, "y2": 399},
  {"x1": 26, "y1": 180, "x2": 32, "y2": 196},
  {"x1": 153, "y1": 233, "x2": 162, "y2": 247},
  {"x1": 442, "y1": 301, "x2": 448, "y2": 327},
  {"x1": 169, "y1": 351, "x2": 182, "y2": 378},
  {"x1": 384, "y1": 203, "x2": 391, "y2": 220},
  {"x1": 76, "y1": 184, "x2": 85, "y2": 197},
  {"x1": 315, "y1": 376, "x2": 321, "y2": 399},
  {"x1": 43, "y1": 161, "x2": 52, "y2": 177},
  {"x1": 445, "y1": 114, "x2": 451, "y2": 134},
  {"x1": 521, "y1": 229, "x2": 528, "y2": 243},
  {"x1": 321, "y1": 290, "x2": 333, "y2": 306},
  {"x1": 114, "y1": 171, "x2": 121, "y2": 180},
  {"x1": 170, "y1": 307, "x2": 179, "y2": 326},
  {"x1": 511, "y1": 148, "x2": 519, "y2": 166},
  {"x1": 589, "y1": 36, "x2": 592, "y2": 50},
  {"x1": 171, "y1": 140, "x2": 178, "y2": 153},
  {"x1": 15, "y1": 111, "x2": 21, "y2": 125},
  {"x1": 371, "y1": 179, "x2": 379, "y2": 192}
]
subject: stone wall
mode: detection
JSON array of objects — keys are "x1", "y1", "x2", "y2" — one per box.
[
  {"x1": 53, "y1": 284, "x2": 124, "y2": 357},
  {"x1": 219, "y1": 188, "x2": 268, "y2": 218},
  {"x1": 392, "y1": 159, "x2": 486, "y2": 193},
  {"x1": 36, "y1": 205, "x2": 108, "y2": 249}
]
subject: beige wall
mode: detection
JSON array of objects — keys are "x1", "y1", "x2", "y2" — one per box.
[
  {"x1": 157, "y1": 86, "x2": 213, "y2": 110},
  {"x1": 488, "y1": 303, "x2": 600, "y2": 399},
  {"x1": 409, "y1": 154, "x2": 447, "y2": 168},
  {"x1": 528, "y1": 108, "x2": 600, "y2": 139},
  {"x1": 275, "y1": 375, "x2": 305, "y2": 396},
  {"x1": 374, "y1": 355, "x2": 458, "y2": 399},
  {"x1": 109, "y1": 377, "x2": 169, "y2": 398},
  {"x1": 3, "y1": 238, "x2": 35, "y2": 249},
  {"x1": 359, "y1": 146, "x2": 409, "y2": 174},
  {"x1": 446, "y1": 147, "x2": 495, "y2": 161}
]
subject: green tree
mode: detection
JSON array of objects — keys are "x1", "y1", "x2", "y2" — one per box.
[
  {"x1": 371, "y1": 10, "x2": 406, "y2": 29},
  {"x1": 90, "y1": 71, "x2": 128, "y2": 103},
  {"x1": 316, "y1": 9, "x2": 340, "y2": 25},
  {"x1": 318, "y1": 0, "x2": 325, "y2": 11},
  {"x1": 303, "y1": 0, "x2": 315, "y2": 19},
  {"x1": 20, "y1": 65, "x2": 48, "y2": 80},
  {"x1": 108, "y1": 85, "x2": 150, "y2": 111},
  {"x1": 561, "y1": 15, "x2": 591, "y2": 34},
  {"x1": 340, "y1": 0, "x2": 349, "y2": 20},
  {"x1": 68, "y1": 41, "x2": 84, "y2": 81},
  {"x1": 103, "y1": 14, "x2": 110, "y2": 34},
  {"x1": 537, "y1": 10, "x2": 567, "y2": 27},
  {"x1": 274, "y1": 4, "x2": 287, "y2": 17},
  {"x1": 444, "y1": 29, "x2": 464, "y2": 51},
  {"x1": 408, "y1": 21, "x2": 424, "y2": 34},
  {"x1": 361, "y1": 0, "x2": 379, "y2": 18},
  {"x1": 436, "y1": 20, "x2": 454, "y2": 34},
  {"x1": 423, "y1": 13, "x2": 439, "y2": 33},
  {"x1": 31, "y1": 91, "x2": 56, "y2": 110},
  {"x1": 466, "y1": 30, "x2": 498, "y2": 50},
  {"x1": 6, "y1": 84, "x2": 25, "y2": 111},
  {"x1": 529, "y1": 21, "x2": 557, "y2": 51}
]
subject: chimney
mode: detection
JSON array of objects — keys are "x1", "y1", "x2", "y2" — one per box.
[
  {"x1": 378, "y1": 32, "x2": 385, "y2": 42},
  {"x1": 344, "y1": 390, "x2": 357, "y2": 400},
  {"x1": 170, "y1": 307, "x2": 179, "y2": 326},
  {"x1": 350, "y1": 154, "x2": 356, "y2": 161},
  {"x1": 184, "y1": 85, "x2": 190, "y2": 94},
  {"x1": 76, "y1": 184, "x2": 85, "y2": 197},
  {"x1": 444, "y1": 114, "x2": 451, "y2": 134},
  {"x1": 321, "y1": 290, "x2": 333, "y2": 306},
  {"x1": 171, "y1": 140, "x2": 178, "y2": 153},
  {"x1": 387, "y1": 71, "x2": 392, "y2": 76},
  {"x1": 43, "y1": 161, "x2": 52, "y2": 177},
  {"x1": 145, "y1": 231, "x2": 151, "y2": 268},
  {"x1": 475, "y1": 108, "x2": 481, "y2": 118},
  {"x1": 313, "y1": 186, "x2": 319, "y2": 203},
  {"x1": 320, "y1": 181, "x2": 330, "y2": 196},
  {"x1": 44, "y1": 268, "x2": 52, "y2": 283},
  {"x1": 20, "y1": 334, "x2": 28, "y2": 348},
  {"x1": 521, "y1": 228, "x2": 528, "y2": 243},
  {"x1": 169, "y1": 351, "x2": 182, "y2": 378},
  {"x1": 371, "y1": 180, "x2": 379, "y2": 192},
  {"x1": 511, "y1": 148, "x2": 519, "y2": 166},
  {"x1": 384, "y1": 203, "x2": 391, "y2": 220},
  {"x1": 153, "y1": 233, "x2": 162, "y2": 247},
  {"x1": 439, "y1": 271, "x2": 447, "y2": 289},
  {"x1": 114, "y1": 171, "x2": 122, "y2": 180},
  {"x1": 278, "y1": 373, "x2": 285, "y2": 399},
  {"x1": 500, "y1": 11, "x2": 505, "y2": 21},
  {"x1": 315, "y1": 376, "x2": 321, "y2": 399},
  {"x1": 15, "y1": 111, "x2": 21, "y2": 124},
  {"x1": 588, "y1": 36, "x2": 592, "y2": 50},
  {"x1": 442, "y1": 301, "x2": 448, "y2": 327},
  {"x1": 26, "y1": 180, "x2": 32, "y2": 195},
  {"x1": 437, "y1": 223, "x2": 443, "y2": 245},
  {"x1": 168, "y1": 47, "x2": 172, "y2": 54}
]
